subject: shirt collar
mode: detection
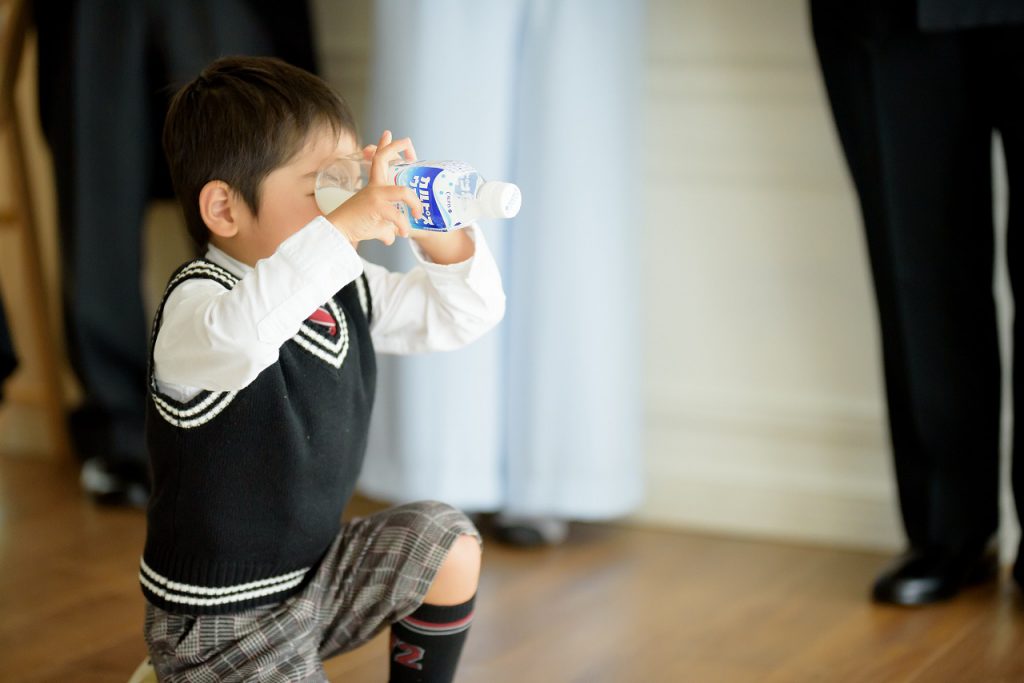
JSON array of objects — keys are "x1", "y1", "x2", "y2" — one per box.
[{"x1": 205, "y1": 244, "x2": 252, "y2": 279}]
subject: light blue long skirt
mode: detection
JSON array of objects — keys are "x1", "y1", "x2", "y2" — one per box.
[{"x1": 358, "y1": 0, "x2": 644, "y2": 519}]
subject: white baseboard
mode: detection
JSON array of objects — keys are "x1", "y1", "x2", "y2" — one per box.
[{"x1": 636, "y1": 388, "x2": 905, "y2": 552}]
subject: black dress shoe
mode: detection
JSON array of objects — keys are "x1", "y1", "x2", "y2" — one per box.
[
  {"x1": 872, "y1": 543, "x2": 998, "y2": 606},
  {"x1": 491, "y1": 515, "x2": 569, "y2": 547},
  {"x1": 80, "y1": 455, "x2": 150, "y2": 509}
]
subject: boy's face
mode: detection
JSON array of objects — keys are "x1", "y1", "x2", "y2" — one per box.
[{"x1": 228, "y1": 127, "x2": 357, "y2": 263}]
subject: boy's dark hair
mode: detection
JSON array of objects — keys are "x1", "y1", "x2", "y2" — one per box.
[{"x1": 163, "y1": 56, "x2": 357, "y2": 249}]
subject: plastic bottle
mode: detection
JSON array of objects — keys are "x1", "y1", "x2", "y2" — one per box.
[{"x1": 315, "y1": 158, "x2": 521, "y2": 232}]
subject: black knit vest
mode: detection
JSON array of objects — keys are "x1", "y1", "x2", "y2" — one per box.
[{"x1": 140, "y1": 258, "x2": 376, "y2": 615}]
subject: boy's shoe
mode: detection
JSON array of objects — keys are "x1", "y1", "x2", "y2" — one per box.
[
  {"x1": 80, "y1": 455, "x2": 150, "y2": 509},
  {"x1": 492, "y1": 514, "x2": 568, "y2": 547}
]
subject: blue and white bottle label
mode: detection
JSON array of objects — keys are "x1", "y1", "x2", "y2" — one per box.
[
  {"x1": 395, "y1": 165, "x2": 446, "y2": 230},
  {"x1": 393, "y1": 161, "x2": 481, "y2": 232}
]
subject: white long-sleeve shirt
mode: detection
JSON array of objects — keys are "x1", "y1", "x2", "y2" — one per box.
[{"x1": 153, "y1": 216, "x2": 505, "y2": 402}]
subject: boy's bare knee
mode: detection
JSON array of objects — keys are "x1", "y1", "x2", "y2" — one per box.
[{"x1": 423, "y1": 534, "x2": 481, "y2": 605}]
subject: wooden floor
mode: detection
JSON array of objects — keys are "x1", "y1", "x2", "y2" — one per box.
[{"x1": 2, "y1": 457, "x2": 1023, "y2": 682}]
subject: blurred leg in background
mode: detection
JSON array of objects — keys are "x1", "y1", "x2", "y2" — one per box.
[
  {"x1": 812, "y1": 0, "x2": 1024, "y2": 604},
  {"x1": 33, "y1": 0, "x2": 316, "y2": 506}
]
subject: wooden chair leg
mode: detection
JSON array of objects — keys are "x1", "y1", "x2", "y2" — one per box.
[
  {"x1": 1, "y1": 0, "x2": 72, "y2": 460},
  {"x1": 3, "y1": 118, "x2": 72, "y2": 460}
]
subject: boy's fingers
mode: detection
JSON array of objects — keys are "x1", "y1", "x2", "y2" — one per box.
[
  {"x1": 396, "y1": 210, "x2": 411, "y2": 238},
  {"x1": 380, "y1": 204, "x2": 412, "y2": 238},
  {"x1": 369, "y1": 153, "x2": 386, "y2": 185},
  {"x1": 378, "y1": 137, "x2": 415, "y2": 163},
  {"x1": 377, "y1": 186, "x2": 422, "y2": 217},
  {"x1": 403, "y1": 139, "x2": 417, "y2": 162},
  {"x1": 369, "y1": 131, "x2": 417, "y2": 184},
  {"x1": 369, "y1": 131, "x2": 393, "y2": 184},
  {"x1": 376, "y1": 212, "x2": 397, "y2": 245},
  {"x1": 402, "y1": 189, "x2": 424, "y2": 219},
  {"x1": 370, "y1": 137, "x2": 414, "y2": 181},
  {"x1": 361, "y1": 144, "x2": 376, "y2": 161},
  {"x1": 389, "y1": 222, "x2": 408, "y2": 241}
]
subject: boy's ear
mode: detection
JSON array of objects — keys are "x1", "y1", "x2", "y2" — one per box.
[{"x1": 199, "y1": 180, "x2": 241, "y2": 238}]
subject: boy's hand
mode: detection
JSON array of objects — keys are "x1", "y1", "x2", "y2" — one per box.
[
  {"x1": 326, "y1": 131, "x2": 422, "y2": 247},
  {"x1": 362, "y1": 133, "x2": 474, "y2": 264}
]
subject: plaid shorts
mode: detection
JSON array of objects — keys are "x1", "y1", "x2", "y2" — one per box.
[{"x1": 144, "y1": 501, "x2": 479, "y2": 682}]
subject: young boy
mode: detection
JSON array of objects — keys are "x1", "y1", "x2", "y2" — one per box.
[{"x1": 139, "y1": 56, "x2": 505, "y2": 682}]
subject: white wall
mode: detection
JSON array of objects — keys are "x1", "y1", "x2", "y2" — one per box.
[{"x1": 638, "y1": 0, "x2": 903, "y2": 549}]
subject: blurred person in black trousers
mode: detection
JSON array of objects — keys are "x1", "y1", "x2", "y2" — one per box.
[
  {"x1": 811, "y1": 0, "x2": 1024, "y2": 605},
  {"x1": 33, "y1": 1, "x2": 318, "y2": 506}
]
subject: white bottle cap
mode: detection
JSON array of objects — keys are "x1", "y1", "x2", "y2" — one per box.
[{"x1": 478, "y1": 181, "x2": 522, "y2": 219}]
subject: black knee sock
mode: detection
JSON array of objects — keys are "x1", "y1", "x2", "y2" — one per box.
[{"x1": 389, "y1": 595, "x2": 475, "y2": 683}]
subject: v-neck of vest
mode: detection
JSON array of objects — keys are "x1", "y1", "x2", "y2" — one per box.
[{"x1": 291, "y1": 298, "x2": 350, "y2": 368}]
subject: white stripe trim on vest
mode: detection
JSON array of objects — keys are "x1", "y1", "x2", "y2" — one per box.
[
  {"x1": 153, "y1": 388, "x2": 230, "y2": 418},
  {"x1": 139, "y1": 558, "x2": 310, "y2": 606},
  {"x1": 292, "y1": 333, "x2": 349, "y2": 368},
  {"x1": 152, "y1": 390, "x2": 239, "y2": 429},
  {"x1": 171, "y1": 262, "x2": 239, "y2": 289},
  {"x1": 355, "y1": 274, "x2": 369, "y2": 317},
  {"x1": 149, "y1": 262, "x2": 239, "y2": 429},
  {"x1": 298, "y1": 319, "x2": 348, "y2": 353},
  {"x1": 139, "y1": 572, "x2": 306, "y2": 607},
  {"x1": 292, "y1": 299, "x2": 350, "y2": 367},
  {"x1": 298, "y1": 299, "x2": 348, "y2": 351}
]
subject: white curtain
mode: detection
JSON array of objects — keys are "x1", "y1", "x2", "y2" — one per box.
[{"x1": 359, "y1": 0, "x2": 644, "y2": 519}]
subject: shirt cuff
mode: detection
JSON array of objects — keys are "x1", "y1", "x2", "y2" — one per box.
[
  {"x1": 408, "y1": 224, "x2": 500, "y2": 306},
  {"x1": 407, "y1": 224, "x2": 479, "y2": 275}
]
